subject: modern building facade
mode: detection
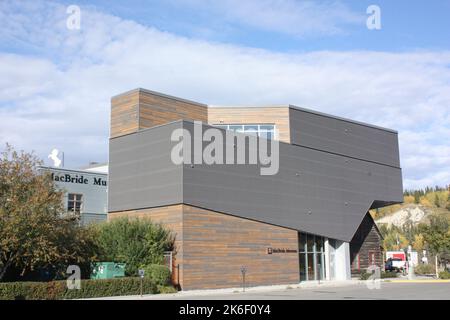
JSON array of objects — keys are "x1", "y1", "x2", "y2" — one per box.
[
  {"x1": 39, "y1": 164, "x2": 108, "y2": 225},
  {"x1": 108, "y1": 88, "x2": 403, "y2": 290}
]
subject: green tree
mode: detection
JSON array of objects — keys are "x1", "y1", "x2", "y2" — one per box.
[
  {"x1": 419, "y1": 216, "x2": 450, "y2": 258},
  {"x1": 382, "y1": 226, "x2": 409, "y2": 251},
  {"x1": 93, "y1": 218, "x2": 174, "y2": 276},
  {"x1": 414, "y1": 192, "x2": 420, "y2": 204},
  {"x1": 412, "y1": 234, "x2": 425, "y2": 252},
  {"x1": 0, "y1": 144, "x2": 97, "y2": 281}
]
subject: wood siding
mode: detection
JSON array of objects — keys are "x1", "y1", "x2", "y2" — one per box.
[
  {"x1": 110, "y1": 89, "x2": 208, "y2": 138},
  {"x1": 110, "y1": 91, "x2": 139, "y2": 138},
  {"x1": 182, "y1": 205, "x2": 299, "y2": 290},
  {"x1": 350, "y1": 213, "x2": 383, "y2": 273},
  {"x1": 108, "y1": 204, "x2": 300, "y2": 290},
  {"x1": 208, "y1": 107, "x2": 291, "y2": 143},
  {"x1": 139, "y1": 90, "x2": 207, "y2": 129}
]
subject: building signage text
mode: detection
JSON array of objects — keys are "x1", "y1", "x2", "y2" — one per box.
[
  {"x1": 267, "y1": 247, "x2": 297, "y2": 254},
  {"x1": 51, "y1": 173, "x2": 107, "y2": 187}
]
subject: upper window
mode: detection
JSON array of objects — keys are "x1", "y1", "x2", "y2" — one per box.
[
  {"x1": 299, "y1": 232, "x2": 324, "y2": 253},
  {"x1": 68, "y1": 193, "x2": 83, "y2": 214},
  {"x1": 213, "y1": 124, "x2": 276, "y2": 140}
]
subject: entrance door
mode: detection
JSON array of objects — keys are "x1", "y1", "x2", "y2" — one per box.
[{"x1": 298, "y1": 232, "x2": 326, "y2": 281}]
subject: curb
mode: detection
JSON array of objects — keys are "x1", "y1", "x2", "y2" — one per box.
[{"x1": 389, "y1": 279, "x2": 450, "y2": 283}]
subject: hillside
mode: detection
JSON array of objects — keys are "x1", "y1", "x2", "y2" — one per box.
[
  {"x1": 371, "y1": 188, "x2": 450, "y2": 227},
  {"x1": 376, "y1": 204, "x2": 430, "y2": 227}
]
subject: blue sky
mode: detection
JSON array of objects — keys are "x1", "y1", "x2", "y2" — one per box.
[
  {"x1": 57, "y1": 0, "x2": 450, "y2": 52},
  {"x1": 0, "y1": 0, "x2": 449, "y2": 189}
]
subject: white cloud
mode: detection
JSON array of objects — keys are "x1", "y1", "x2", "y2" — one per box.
[{"x1": 0, "y1": 1, "x2": 449, "y2": 189}]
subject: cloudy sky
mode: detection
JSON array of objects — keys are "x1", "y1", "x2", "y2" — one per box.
[{"x1": 0, "y1": 0, "x2": 449, "y2": 190}]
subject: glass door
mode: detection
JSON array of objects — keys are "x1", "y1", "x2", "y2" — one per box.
[{"x1": 298, "y1": 232, "x2": 326, "y2": 281}]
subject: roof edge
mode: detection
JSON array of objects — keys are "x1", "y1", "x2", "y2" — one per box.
[
  {"x1": 289, "y1": 104, "x2": 398, "y2": 134},
  {"x1": 111, "y1": 88, "x2": 207, "y2": 107}
]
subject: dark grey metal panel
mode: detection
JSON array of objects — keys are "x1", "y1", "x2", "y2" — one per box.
[
  {"x1": 289, "y1": 107, "x2": 400, "y2": 168},
  {"x1": 181, "y1": 121, "x2": 402, "y2": 242},
  {"x1": 108, "y1": 120, "x2": 402, "y2": 242},
  {"x1": 108, "y1": 122, "x2": 183, "y2": 212}
]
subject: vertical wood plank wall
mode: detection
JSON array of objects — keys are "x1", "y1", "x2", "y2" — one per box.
[{"x1": 208, "y1": 107, "x2": 291, "y2": 143}]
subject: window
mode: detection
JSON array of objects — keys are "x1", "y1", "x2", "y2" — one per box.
[
  {"x1": 213, "y1": 124, "x2": 276, "y2": 140},
  {"x1": 68, "y1": 193, "x2": 83, "y2": 214},
  {"x1": 299, "y1": 232, "x2": 326, "y2": 281}
]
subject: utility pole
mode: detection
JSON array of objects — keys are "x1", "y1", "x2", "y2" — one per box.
[{"x1": 435, "y1": 255, "x2": 439, "y2": 278}]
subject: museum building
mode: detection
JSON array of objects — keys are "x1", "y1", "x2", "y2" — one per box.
[{"x1": 107, "y1": 88, "x2": 403, "y2": 290}]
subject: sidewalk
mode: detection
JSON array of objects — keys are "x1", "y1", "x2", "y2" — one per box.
[{"x1": 87, "y1": 280, "x2": 365, "y2": 300}]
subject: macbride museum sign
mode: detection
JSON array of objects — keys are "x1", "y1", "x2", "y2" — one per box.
[{"x1": 51, "y1": 172, "x2": 107, "y2": 187}]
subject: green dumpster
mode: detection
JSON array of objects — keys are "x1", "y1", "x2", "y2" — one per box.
[{"x1": 91, "y1": 262, "x2": 126, "y2": 279}]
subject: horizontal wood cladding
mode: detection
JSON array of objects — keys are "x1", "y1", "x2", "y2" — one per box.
[
  {"x1": 208, "y1": 107, "x2": 291, "y2": 143},
  {"x1": 182, "y1": 205, "x2": 299, "y2": 290},
  {"x1": 108, "y1": 205, "x2": 184, "y2": 287},
  {"x1": 110, "y1": 91, "x2": 139, "y2": 138},
  {"x1": 108, "y1": 204, "x2": 300, "y2": 290},
  {"x1": 111, "y1": 89, "x2": 208, "y2": 138},
  {"x1": 350, "y1": 213, "x2": 383, "y2": 272},
  {"x1": 139, "y1": 91, "x2": 207, "y2": 129}
]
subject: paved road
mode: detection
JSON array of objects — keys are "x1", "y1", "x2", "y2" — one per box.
[{"x1": 141, "y1": 282, "x2": 450, "y2": 300}]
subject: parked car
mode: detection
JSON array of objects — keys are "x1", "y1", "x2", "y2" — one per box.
[{"x1": 385, "y1": 258, "x2": 406, "y2": 272}]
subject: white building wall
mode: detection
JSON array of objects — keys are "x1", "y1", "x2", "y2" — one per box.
[
  {"x1": 334, "y1": 240, "x2": 351, "y2": 280},
  {"x1": 38, "y1": 166, "x2": 108, "y2": 224}
]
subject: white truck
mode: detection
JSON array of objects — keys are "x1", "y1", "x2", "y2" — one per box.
[{"x1": 385, "y1": 251, "x2": 407, "y2": 272}]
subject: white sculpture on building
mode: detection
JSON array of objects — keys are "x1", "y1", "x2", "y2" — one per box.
[{"x1": 48, "y1": 149, "x2": 62, "y2": 167}]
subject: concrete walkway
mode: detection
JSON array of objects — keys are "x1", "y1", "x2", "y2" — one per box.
[{"x1": 87, "y1": 278, "x2": 450, "y2": 300}]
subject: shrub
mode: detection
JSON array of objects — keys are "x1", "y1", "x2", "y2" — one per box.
[
  {"x1": 381, "y1": 271, "x2": 398, "y2": 279},
  {"x1": 359, "y1": 270, "x2": 398, "y2": 280},
  {"x1": 438, "y1": 271, "x2": 450, "y2": 279},
  {"x1": 0, "y1": 277, "x2": 157, "y2": 300},
  {"x1": 92, "y1": 218, "x2": 174, "y2": 276},
  {"x1": 414, "y1": 263, "x2": 435, "y2": 275},
  {"x1": 157, "y1": 285, "x2": 178, "y2": 294},
  {"x1": 142, "y1": 264, "x2": 171, "y2": 286},
  {"x1": 359, "y1": 271, "x2": 370, "y2": 280}
]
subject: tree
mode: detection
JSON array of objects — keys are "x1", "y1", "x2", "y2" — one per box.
[
  {"x1": 434, "y1": 193, "x2": 440, "y2": 208},
  {"x1": 414, "y1": 192, "x2": 420, "y2": 204},
  {"x1": 0, "y1": 144, "x2": 97, "y2": 281},
  {"x1": 92, "y1": 217, "x2": 174, "y2": 276},
  {"x1": 420, "y1": 215, "x2": 450, "y2": 258},
  {"x1": 382, "y1": 226, "x2": 409, "y2": 251},
  {"x1": 412, "y1": 234, "x2": 425, "y2": 252}
]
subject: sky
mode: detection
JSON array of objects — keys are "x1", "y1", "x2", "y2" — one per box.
[{"x1": 0, "y1": 0, "x2": 449, "y2": 190}]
